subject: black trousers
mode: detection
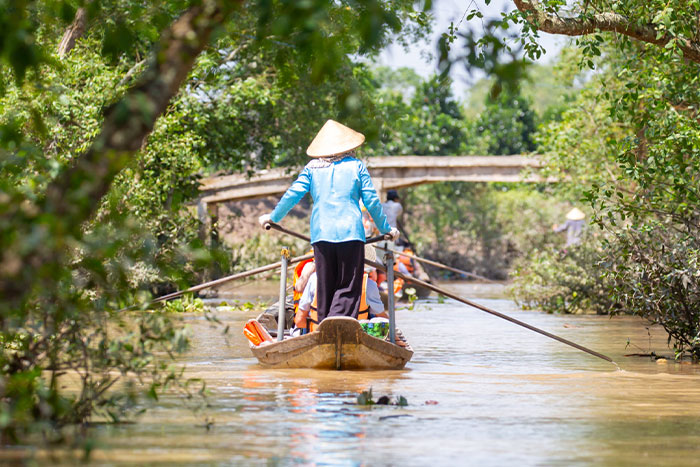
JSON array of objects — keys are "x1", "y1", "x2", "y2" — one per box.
[{"x1": 312, "y1": 240, "x2": 365, "y2": 322}]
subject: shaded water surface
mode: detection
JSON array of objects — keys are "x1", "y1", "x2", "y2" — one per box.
[{"x1": 64, "y1": 283, "x2": 700, "y2": 464}]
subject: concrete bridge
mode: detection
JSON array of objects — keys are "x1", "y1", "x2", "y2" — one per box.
[{"x1": 199, "y1": 155, "x2": 543, "y2": 205}]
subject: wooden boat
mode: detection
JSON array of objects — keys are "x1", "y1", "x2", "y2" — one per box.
[{"x1": 249, "y1": 316, "x2": 413, "y2": 370}]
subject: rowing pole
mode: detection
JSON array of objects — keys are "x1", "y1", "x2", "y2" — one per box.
[
  {"x1": 148, "y1": 253, "x2": 314, "y2": 305},
  {"x1": 366, "y1": 259, "x2": 614, "y2": 364},
  {"x1": 265, "y1": 223, "x2": 615, "y2": 365},
  {"x1": 263, "y1": 221, "x2": 390, "y2": 245},
  {"x1": 373, "y1": 245, "x2": 496, "y2": 283}
]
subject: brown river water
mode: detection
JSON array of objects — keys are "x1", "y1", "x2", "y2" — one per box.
[{"x1": 35, "y1": 282, "x2": 700, "y2": 465}]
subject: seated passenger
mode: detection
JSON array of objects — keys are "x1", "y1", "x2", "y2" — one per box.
[
  {"x1": 363, "y1": 267, "x2": 388, "y2": 319},
  {"x1": 396, "y1": 260, "x2": 410, "y2": 276},
  {"x1": 377, "y1": 263, "x2": 407, "y2": 298},
  {"x1": 294, "y1": 273, "x2": 316, "y2": 334},
  {"x1": 293, "y1": 268, "x2": 386, "y2": 335},
  {"x1": 292, "y1": 253, "x2": 315, "y2": 329}
]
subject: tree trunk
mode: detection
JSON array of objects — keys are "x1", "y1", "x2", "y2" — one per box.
[{"x1": 57, "y1": 7, "x2": 88, "y2": 58}]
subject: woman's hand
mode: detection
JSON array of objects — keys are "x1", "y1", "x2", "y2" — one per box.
[
  {"x1": 258, "y1": 213, "x2": 272, "y2": 229},
  {"x1": 389, "y1": 227, "x2": 400, "y2": 242}
]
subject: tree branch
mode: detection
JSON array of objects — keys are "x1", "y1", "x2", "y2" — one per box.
[
  {"x1": 117, "y1": 59, "x2": 148, "y2": 88},
  {"x1": 57, "y1": 7, "x2": 88, "y2": 58},
  {"x1": 513, "y1": 0, "x2": 700, "y2": 64}
]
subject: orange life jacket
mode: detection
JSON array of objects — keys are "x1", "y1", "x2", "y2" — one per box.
[
  {"x1": 397, "y1": 248, "x2": 415, "y2": 274},
  {"x1": 308, "y1": 273, "x2": 371, "y2": 332},
  {"x1": 292, "y1": 257, "x2": 314, "y2": 314},
  {"x1": 392, "y1": 276, "x2": 405, "y2": 295},
  {"x1": 377, "y1": 270, "x2": 404, "y2": 296}
]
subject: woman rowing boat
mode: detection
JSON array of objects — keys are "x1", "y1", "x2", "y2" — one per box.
[{"x1": 259, "y1": 120, "x2": 399, "y2": 326}]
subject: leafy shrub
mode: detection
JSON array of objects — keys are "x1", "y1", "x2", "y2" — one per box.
[
  {"x1": 509, "y1": 236, "x2": 618, "y2": 314},
  {"x1": 604, "y1": 223, "x2": 700, "y2": 358}
]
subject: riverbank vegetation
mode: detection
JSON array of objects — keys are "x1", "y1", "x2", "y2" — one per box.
[
  {"x1": 1, "y1": 0, "x2": 698, "y2": 449},
  {"x1": 498, "y1": 0, "x2": 700, "y2": 359}
]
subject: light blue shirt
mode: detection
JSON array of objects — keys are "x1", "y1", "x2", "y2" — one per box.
[
  {"x1": 554, "y1": 219, "x2": 584, "y2": 246},
  {"x1": 382, "y1": 200, "x2": 403, "y2": 228},
  {"x1": 299, "y1": 273, "x2": 384, "y2": 315},
  {"x1": 269, "y1": 157, "x2": 391, "y2": 244}
]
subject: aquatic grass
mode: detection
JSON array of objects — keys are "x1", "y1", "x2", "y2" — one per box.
[
  {"x1": 356, "y1": 388, "x2": 408, "y2": 407},
  {"x1": 405, "y1": 287, "x2": 418, "y2": 310},
  {"x1": 161, "y1": 295, "x2": 206, "y2": 313}
]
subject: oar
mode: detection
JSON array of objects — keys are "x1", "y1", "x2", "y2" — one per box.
[
  {"x1": 366, "y1": 258, "x2": 615, "y2": 364},
  {"x1": 148, "y1": 253, "x2": 314, "y2": 305},
  {"x1": 373, "y1": 245, "x2": 496, "y2": 283},
  {"x1": 263, "y1": 221, "x2": 391, "y2": 245},
  {"x1": 262, "y1": 224, "x2": 615, "y2": 364}
]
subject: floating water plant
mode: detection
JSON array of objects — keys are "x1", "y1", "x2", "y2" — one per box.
[{"x1": 357, "y1": 388, "x2": 408, "y2": 406}]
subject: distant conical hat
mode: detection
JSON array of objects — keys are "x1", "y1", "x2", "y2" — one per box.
[
  {"x1": 306, "y1": 120, "x2": 365, "y2": 158},
  {"x1": 566, "y1": 207, "x2": 585, "y2": 221}
]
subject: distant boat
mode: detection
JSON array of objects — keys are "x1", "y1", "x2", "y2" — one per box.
[
  {"x1": 378, "y1": 249, "x2": 433, "y2": 307},
  {"x1": 379, "y1": 278, "x2": 432, "y2": 309},
  {"x1": 249, "y1": 314, "x2": 413, "y2": 371}
]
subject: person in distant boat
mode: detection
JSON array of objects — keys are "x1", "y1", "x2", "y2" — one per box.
[
  {"x1": 259, "y1": 120, "x2": 399, "y2": 327},
  {"x1": 382, "y1": 189, "x2": 403, "y2": 229},
  {"x1": 294, "y1": 246, "x2": 387, "y2": 334},
  {"x1": 553, "y1": 207, "x2": 586, "y2": 246},
  {"x1": 395, "y1": 239, "x2": 415, "y2": 275}
]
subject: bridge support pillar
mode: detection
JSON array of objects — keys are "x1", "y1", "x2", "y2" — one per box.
[
  {"x1": 197, "y1": 199, "x2": 219, "y2": 248},
  {"x1": 374, "y1": 177, "x2": 387, "y2": 203}
]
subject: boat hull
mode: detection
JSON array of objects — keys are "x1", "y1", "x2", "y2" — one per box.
[{"x1": 250, "y1": 317, "x2": 413, "y2": 370}]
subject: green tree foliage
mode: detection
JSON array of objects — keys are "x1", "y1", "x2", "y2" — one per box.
[
  {"x1": 506, "y1": 0, "x2": 700, "y2": 66},
  {"x1": 590, "y1": 43, "x2": 700, "y2": 358},
  {"x1": 364, "y1": 70, "x2": 472, "y2": 156},
  {"x1": 508, "y1": 235, "x2": 618, "y2": 315},
  {"x1": 476, "y1": 89, "x2": 537, "y2": 155},
  {"x1": 466, "y1": 49, "x2": 582, "y2": 125},
  {"x1": 489, "y1": 0, "x2": 700, "y2": 355}
]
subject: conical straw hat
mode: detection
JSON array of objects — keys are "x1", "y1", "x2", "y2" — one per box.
[
  {"x1": 306, "y1": 120, "x2": 365, "y2": 158},
  {"x1": 566, "y1": 207, "x2": 585, "y2": 221}
]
